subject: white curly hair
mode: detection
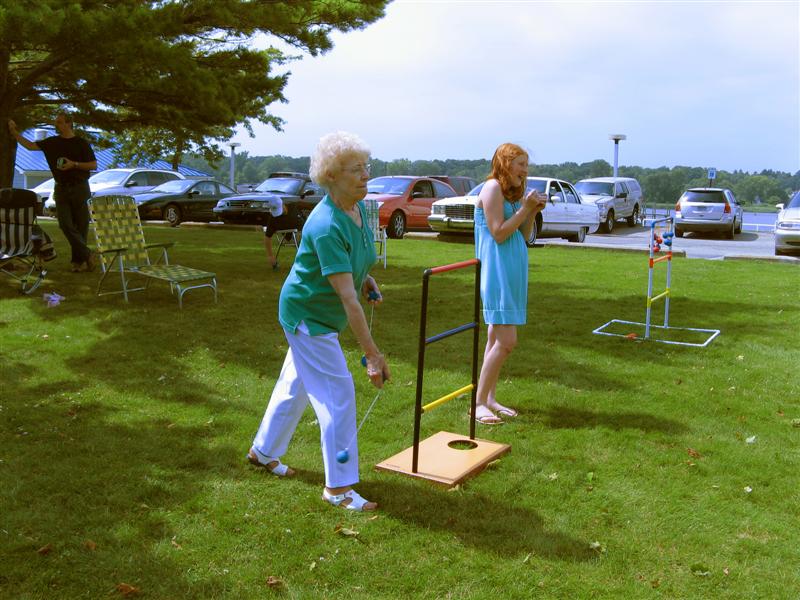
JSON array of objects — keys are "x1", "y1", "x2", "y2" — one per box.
[{"x1": 309, "y1": 131, "x2": 370, "y2": 188}]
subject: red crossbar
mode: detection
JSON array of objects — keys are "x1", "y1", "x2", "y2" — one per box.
[{"x1": 428, "y1": 258, "x2": 478, "y2": 275}]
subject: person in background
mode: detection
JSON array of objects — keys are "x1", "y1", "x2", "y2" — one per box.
[
  {"x1": 248, "y1": 131, "x2": 389, "y2": 512},
  {"x1": 263, "y1": 200, "x2": 303, "y2": 270},
  {"x1": 473, "y1": 142, "x2": 546, "y2": 424},
  {"x1": 8, "y1": 113, "x2": 97, "y2": 272}
]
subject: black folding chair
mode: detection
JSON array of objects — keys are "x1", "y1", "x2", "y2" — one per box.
[{"x1": 0, "y1": 188, "x2": 56, "y2": 294}]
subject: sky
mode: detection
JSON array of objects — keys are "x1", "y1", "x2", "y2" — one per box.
[{"x1": 228, "y1": 0, "x2": 800, "y2": 174}]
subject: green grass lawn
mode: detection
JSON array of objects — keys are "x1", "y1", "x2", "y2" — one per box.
[{"x1": 2, "y1": 222, "x2": 799, "y2": 599}]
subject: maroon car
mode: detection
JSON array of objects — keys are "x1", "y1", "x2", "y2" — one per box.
[{"x1": 365, "y1": 176, "x2": 458, "y2": 238}]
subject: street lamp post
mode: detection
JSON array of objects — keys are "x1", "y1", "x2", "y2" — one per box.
[
  {"x1": 609, "y1": 134, "x2": 626, "y2": 178},
  {"x1": 228, "y1": 142, "x2": 241, "y2": 190}
]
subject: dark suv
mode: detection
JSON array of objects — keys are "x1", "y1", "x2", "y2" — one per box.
[
  {"x1": 429, "y1": 175, "x2": 478, "y2": 196},
  {"x1": 213, "y1": 172, "x2": 325, "y2": 225}
]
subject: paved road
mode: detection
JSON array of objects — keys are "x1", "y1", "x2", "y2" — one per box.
[{"x1": 536, "y1": 225, "x2": 797, "y2": 262}]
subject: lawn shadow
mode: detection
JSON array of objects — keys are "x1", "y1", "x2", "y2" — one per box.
[
  {"x1": 290, "y1": 469, "x2": 594, "y2": 562},
  {"x1": 528, "y1": 405, "x2": 689, "y2": 433}
]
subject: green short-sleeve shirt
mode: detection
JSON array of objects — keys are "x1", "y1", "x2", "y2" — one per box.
[{"x1": 278, "y1": 195, "x2": 377, "y2": 335}]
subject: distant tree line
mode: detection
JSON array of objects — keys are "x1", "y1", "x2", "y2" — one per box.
[{"x1": 183, "y1": 153, "x2": 800, "y2": 208}]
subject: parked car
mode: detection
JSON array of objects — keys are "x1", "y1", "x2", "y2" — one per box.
[
  {"x1": 133, "y1": 179, "x2": 236, "y2": 226},
  {"x1": 428, "y1": 177, "x2": 600, "y2": 245},
  {"x1": 429, "y1": 175, "x2": 478, "y2": 196},
  {"x1": 213, "y1": 172, "x2": 325, "y2": 225},
  {"x1": 774, "y1": 190, "x2": 800, "y2": 255},
  {"x1": 31, "y1": 178, "x2": 55, "y2": 215},
  {"x1": 674, "y1": 187, "x2": 743, "y2": 239},
  {"x1": 575, "y1": 176, "x2": 644, "y2": 233},
  {"x1": 366, "y1": 176, "x2": 458, "y2": 238},
  {"x1": 43, "y1": 167, "x2": 185, "y2": 215}
]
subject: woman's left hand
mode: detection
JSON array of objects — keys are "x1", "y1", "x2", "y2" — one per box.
[{"x1": 362, "y1": 276, "x2": 383, "y2": 304}]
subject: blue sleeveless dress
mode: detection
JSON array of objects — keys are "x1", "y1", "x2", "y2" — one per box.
[{"x1": 474, "y1": 200, "x2": 528, "y2": 325}]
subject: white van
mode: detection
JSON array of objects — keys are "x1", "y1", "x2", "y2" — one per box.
[{"x1": 575, "y1": 177, "x2": 644, "y2": 233}]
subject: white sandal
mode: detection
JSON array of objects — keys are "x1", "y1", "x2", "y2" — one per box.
[
  {"x1": 322, "y1": 488, "x2": 376, "y2": 512},
  {"x1": 247, "y1": 449, "x2": 294, "y2": 477}
]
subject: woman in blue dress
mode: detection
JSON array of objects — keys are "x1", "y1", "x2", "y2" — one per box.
[{"x1": 474, "y1": 143, "x2": 547, "y2": 424}]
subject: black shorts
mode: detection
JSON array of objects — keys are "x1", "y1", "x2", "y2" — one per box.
[{"x1": 263, "y1": 205, "x2": 302, "y2": 237}]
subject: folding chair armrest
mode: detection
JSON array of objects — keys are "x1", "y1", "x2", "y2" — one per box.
[
  {"x1": 145, "y1": 242, "x2": 175, "y2": 250},
  {"x1": 100, "y1": 246, "x2": 129, "y2": 255}
]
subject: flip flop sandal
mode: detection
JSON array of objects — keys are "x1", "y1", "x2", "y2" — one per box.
[
  {"x1": 468, "y1": 411, "x2": 504, "y2": 425},
  {"x1": 495, "y1": 407, "x2": 519, "y2": 418},
  {"x1": 247, "y1": 449, "x2": 294, "y2": 477},
  {"x1": 322, "y1": 488, "x2": 376, "y2": 512}
]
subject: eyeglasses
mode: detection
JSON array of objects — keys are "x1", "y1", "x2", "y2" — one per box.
[{"x1": 345, "y1": 163, "x2": 371, "y2": 175}]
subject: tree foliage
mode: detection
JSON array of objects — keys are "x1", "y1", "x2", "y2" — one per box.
[
  {"x1": 187, "y1": 150, "x2": 799, "y2": 206},
  {"x1": 0, "y1": 0, "x2": 388, "y2": 186}
]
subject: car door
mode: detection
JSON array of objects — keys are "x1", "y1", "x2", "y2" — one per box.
[
  {"x1": 565, "y1": 181, "x2": 598, "y2": 233},
  {"x1": 726, "y1": 189, "x2": 743, "y2": 228},
  {"x1": 123, "y1": 171, "x2": 153, "y2": 195},
  {"x1": 188, "y1": 180, "x2": 218, "y2": 220},
  {"x1": 297, "y1": 181, "x2": 324, "y2": 219},
  {"x1": 561, "y1": 181, "x2": 582, "y2": 232},
  {"x1": 544, "y1": 180, "x2": 569, "y2": 234},
  {"x1": 407, "y1": 180, "x2": 436, "y2": 228}
]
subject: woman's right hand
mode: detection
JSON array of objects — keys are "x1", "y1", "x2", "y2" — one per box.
[
  {"x1": 365, "y1": 352, "x2": 390, "y2": 389},
  {"x1": 522, "y1": 189, "x2": 547, "y2": 212}
]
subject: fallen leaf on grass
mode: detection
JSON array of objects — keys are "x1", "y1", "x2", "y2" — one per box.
[
  {"x1": 650, "y1": 578, "x2": 661, "y2": 588},
  {"x1": 744, "y1": 486, "x2": 753, "y2": 494},
  {"x1": 723, "y1": 567, "x2": 730, "y2": 576},
  {"x1": 37, "y1": 543, "x2": 53, "y2": 555},
  {"x1": 745, "y1": 435, "x2": 757, "y2": 444},
  {"x1": 589, "y1": 541, "x2": 606, "y2": 554},
  {"x1": 687, "y1": 448, "x2": 702, "y2": 459},
  {"x1": 265, "y1": 576, "x2": 285, "y2": 590},
  {"x1": 736, "y1": 355, "x2": 744, "y2": 361},
  {"x1": 83, "y1": 540, "x2": 97, "y2": 551},
  {"x1": 171, "y1": 536, "x2": 182, "y2": 550},
  {"x1": 333, "y1": 524, "x2": 359, "y2": 538},
  {"x1": 791, "y1": 419, "x2": 800, "y2": 428},
  {"x1": 522, "y1": 553, "x2": 531, "y2": 564},
  {"x1": 309, "y1": 561, "x2": 316, "y2": 571},
  {"x1": 116, "y1": 583, "x2": 141, "y2": 596},
  {"x1": 548, "y1": 472, "x2": 558, "y2": 481},
  {"x1": 690, "y1": 563, "x2": 711, "y2": 577}
]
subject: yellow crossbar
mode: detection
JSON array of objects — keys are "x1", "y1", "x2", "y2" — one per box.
[
  {"x1": 647, "y1": 289, "x2": 670, "y2": 307},
  {"x1": 422, "y1": 384, "x2": 474, "y2": 413}
]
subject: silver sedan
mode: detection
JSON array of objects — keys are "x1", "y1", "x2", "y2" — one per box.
[
  {"x1": 775, "y1": 190, "x2": 800, "y2": 255},
  {"x1": 428, "y1": 177, "x2": 599, "y2": 246}
]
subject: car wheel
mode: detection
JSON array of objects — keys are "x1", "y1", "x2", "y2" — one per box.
[
  {"x1": 525, "y1": 217, "x2": 540, "y2": 247},
  {"x1": 163, "y1": 204, "x2": 182, "y2": 227},
  {"x1": 602, "y1": 210, "x2": 615, "y2": 233},
  {"x1": 626, "y1": 205, "x2": 639, "y2": 227},
  {"x1": 387, "y1": 210, "x2": 406, "y2": 239},
  {"x1": 675, "y1": 228, "x2": 684, "y2": 238},
  {"x1": 725, "y1": 222, "x2": 735, "y2": 240},
  {"x1": 735, "y1": 217, "x2": 742, "y2": 234},
  {"x1": 568, "y1": 227, "x2": 586, "y2": 243}
]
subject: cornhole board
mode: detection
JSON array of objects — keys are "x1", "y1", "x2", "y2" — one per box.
[{"x1": 375, "y1": 430, "x2": 511, "y2": 488}]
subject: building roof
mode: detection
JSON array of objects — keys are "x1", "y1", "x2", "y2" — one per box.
[{"x1": 14, "y1": 130, "x2": 210, "y2": 178}]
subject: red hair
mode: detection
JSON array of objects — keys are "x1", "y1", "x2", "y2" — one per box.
[{"x1": 488, "y1": 143, "x2": 528, "y2": 202}]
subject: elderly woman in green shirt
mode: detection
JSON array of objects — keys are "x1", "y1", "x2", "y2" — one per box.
[{"x1": 248, "y1": 131, "x2": 390, "y2": 512}]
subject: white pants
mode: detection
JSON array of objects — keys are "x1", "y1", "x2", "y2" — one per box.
[{"x1": 252, "y1": 323, "x2": 358, "y2": 488}]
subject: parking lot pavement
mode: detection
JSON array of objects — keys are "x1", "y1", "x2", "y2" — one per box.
[{"x1": 536, "y1": 226, "x2": 798, "y2": 262}]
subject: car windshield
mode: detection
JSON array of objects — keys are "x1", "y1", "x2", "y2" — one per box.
[
  {"x1": 254, "y1": 178, "x2": 302, "y2": 195},
  {"x1": 575, "y1": 181, "x2": 613, "y2": 196},
  {"x1": 367, "y1": 177, "x2": 411, "y2": 195},
  {"x1": 464, "y1": 179, "x2": 544, "y2": 197},
  {"x1": 526, "y1": 180, "x2": 547, "y2": 193},
  {"x1": 466, "y1": 182, "x2": 485, "y2": 196},
  {"x1": 151, "y1": 180, "x2": 195, "y2": 193},
  {"x1": 34, "y1": 178, "x2": 55, "y2": 191},
  {"x1": 787, "y1": 191, "x2": 800, "y2": 209},
  {"x1": 89, "y1": 170, "x2": 129, "y2": 185},
  {"x1": 681, "y1": 190, "x2": 726, "y2": 203}
]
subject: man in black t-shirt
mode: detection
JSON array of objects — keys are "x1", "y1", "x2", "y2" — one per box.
[{"x1": 8, "y1": 113, "x2": 98, "y2": 271}]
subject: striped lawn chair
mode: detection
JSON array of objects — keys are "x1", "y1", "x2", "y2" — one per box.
[
  {"x1": 0, "y1": 188, "x2": 55, "y2": 294},
  {"x1": 88, "y1": 195, "x2": 217, "y2": 308}
]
